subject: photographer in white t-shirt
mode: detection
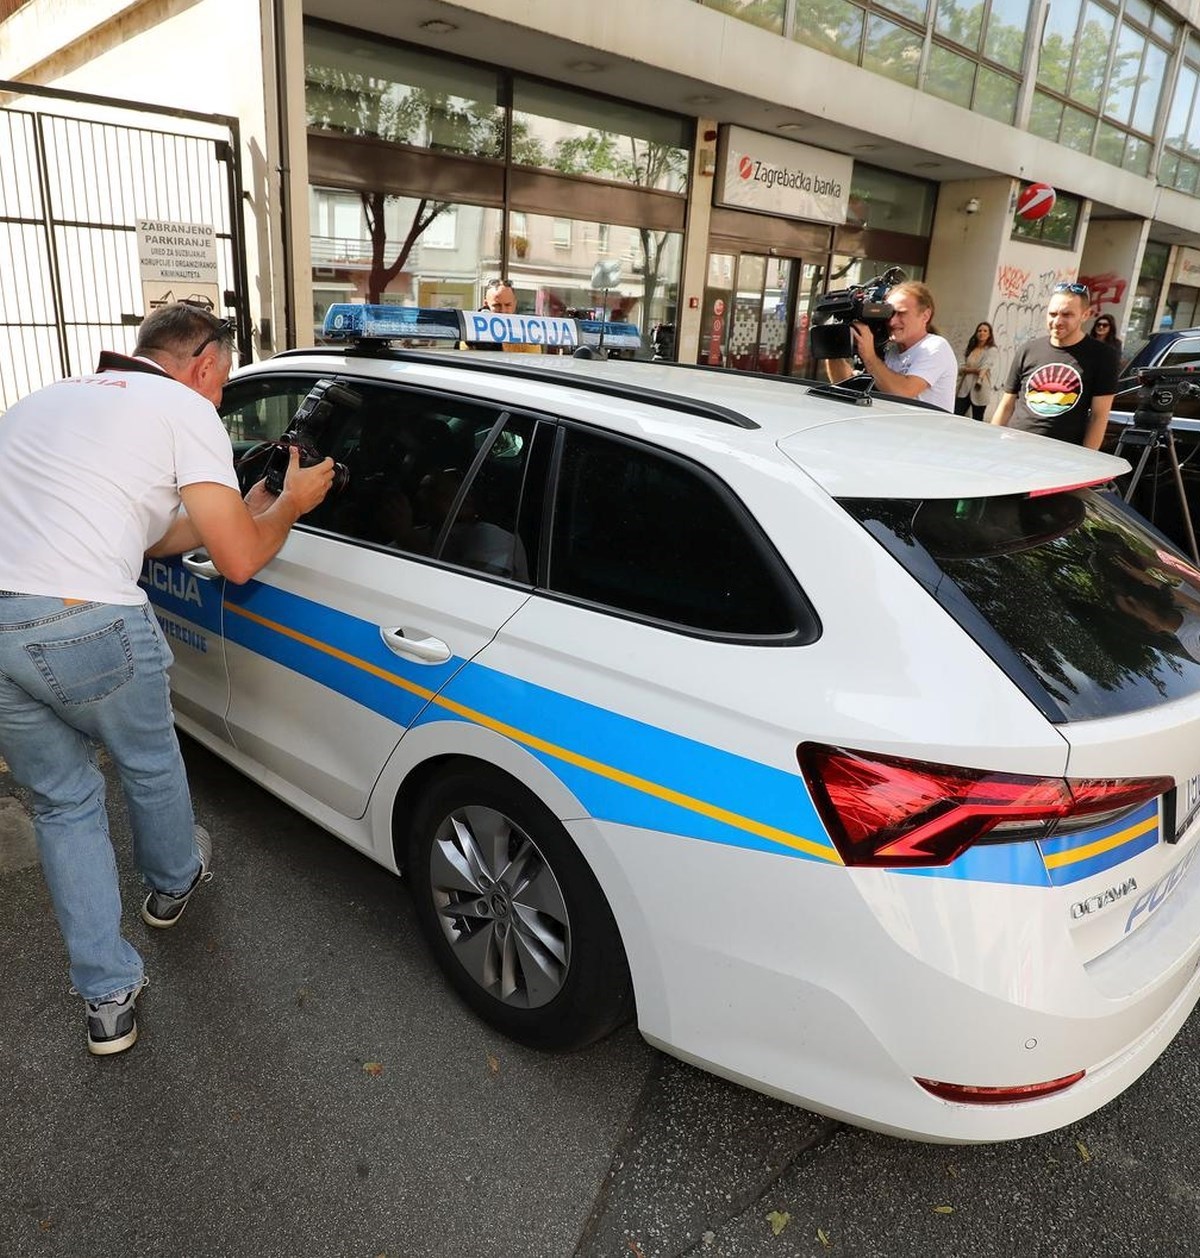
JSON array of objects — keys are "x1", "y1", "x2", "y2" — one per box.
[{"x1": 825, "y1": 280, "x2": 958, "y2": 412}]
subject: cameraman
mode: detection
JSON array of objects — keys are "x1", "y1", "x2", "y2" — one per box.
[
  {"x1": 0, "y1": 303, "x2": 334, "y2": 1057},
  {"x1": 825, "y1": 281, "x2": 957, "y2": 412}
]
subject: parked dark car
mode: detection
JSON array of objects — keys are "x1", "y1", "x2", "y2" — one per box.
[{"x1": 1105, "y1": 327, "x2": 1200, "y2": 554}]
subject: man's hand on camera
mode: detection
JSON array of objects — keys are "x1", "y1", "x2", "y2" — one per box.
[
  {"x1": 280, "y1": 445, "x2": 336, "y2": 516},
  {"x1": 243, "y1": 478, "x2": 276, "y2": 517},
  {"x1": 850, "y1": 321, "x2": 880, "y2": 367}
]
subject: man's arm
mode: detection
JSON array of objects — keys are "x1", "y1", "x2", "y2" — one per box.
[
  {"x1": 990, "y1": 392, "x2": 1017, "y2": 427},
  {"x1": 1082, "y1": 394, "x2": 1114, "y2": 451},
  {"x1": 146, "y1": 476, "x2": 279, "y2": 558},
  {"x1": 147, "y1": 448, "x2": 334, "y2": 583}
]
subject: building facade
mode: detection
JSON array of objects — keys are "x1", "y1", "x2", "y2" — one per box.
[{"x1": 5, "y1": 0, "x2": 1200, "y2": 398}]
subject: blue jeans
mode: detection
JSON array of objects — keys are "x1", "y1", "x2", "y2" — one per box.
[{"x1": 0, "y1": 593, "x2": 199, "y2": 1001}]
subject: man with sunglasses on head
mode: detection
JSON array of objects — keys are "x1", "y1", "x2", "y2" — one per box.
[
  {"x1": 0, "y1": 302, "x2": 334, "y2": 1056},
  {"x1": 991, "y1": 281, "x2": 1119, "y2": 449}
]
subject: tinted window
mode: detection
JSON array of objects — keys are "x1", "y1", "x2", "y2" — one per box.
[
  {"x1": 221, "y1": 374, "x2": 320, "y2": 463},
  {"x1": 548, "y1": 428, "x2": 806, "y2": 639},
  {"x1": 843, "y1": 489, "x2": 1200, "y2": 720},
  {"x1": 430, "y1": 413, "x2": 537, "y2": 581}
]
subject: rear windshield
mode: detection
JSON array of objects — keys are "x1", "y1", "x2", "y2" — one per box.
[{"x1": 842, "y1": 489, "x2": 1200, "y2": 721}]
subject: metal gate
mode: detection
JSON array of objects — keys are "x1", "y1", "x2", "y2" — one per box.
[{"x1": 0, "y1": 81, "x2": 250, "y2": 410}]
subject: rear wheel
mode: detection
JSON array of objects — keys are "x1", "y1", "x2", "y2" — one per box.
[{"x1": 407, "y1": 764, "x2": 633, "y2": 1050}]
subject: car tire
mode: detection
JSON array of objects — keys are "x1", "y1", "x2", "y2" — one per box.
[{"x1": 407, "y1": 763, "x2": 634, "y2": 1051}]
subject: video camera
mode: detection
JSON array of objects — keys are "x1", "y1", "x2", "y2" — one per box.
[
  {"x1": 262, "y1": 378, "x2": 358, "y2": 496},
  {"x1": 1131, "y1": 365, "x2": 1200, "y2": 430},
  {"x1": 808, "y1": 266, "x2": 905, "y2": 361}
]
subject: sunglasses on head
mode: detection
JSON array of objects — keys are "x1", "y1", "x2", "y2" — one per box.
[
  {"x1": 191, "y1": 317, "x2": 233, "y2": 358},
  {"x1": 484, "y1": 278, "x2": 514, "y2": 293},
  {"x1": 1053, "y1": 282, "x2": 1090, "y2": 298}
]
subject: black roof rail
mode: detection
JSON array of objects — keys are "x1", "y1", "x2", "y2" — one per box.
[{"x1": 270, "y1": 344, "x2": 761, "y2": 429}]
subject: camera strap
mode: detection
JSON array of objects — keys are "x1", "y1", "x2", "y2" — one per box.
[{"x1": 94, "y1": 351, "x2": 171, "y2": 378}]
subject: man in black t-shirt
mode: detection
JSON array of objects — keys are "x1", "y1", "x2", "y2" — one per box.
[{"x1": 991, "y1": 282, "x2": 1119, "y2": 448}]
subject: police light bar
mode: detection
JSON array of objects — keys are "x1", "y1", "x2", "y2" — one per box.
[
  {"x1": 578, "y1": 319, "x2": 642, "y2": 350},
  {"x1": 322, "y1": 303, "x2": 645, "y2": 353},
  {"x1": 322, "y1": 305, "x2": 461, "y2": 342}
]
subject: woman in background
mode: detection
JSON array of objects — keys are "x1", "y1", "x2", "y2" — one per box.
[
  {"x1": 954, "y1": 321, "x2": 999, "y2": 420},
  {"x1": 1090, "y1": 314, "x2": 1123, "y2": 359}
]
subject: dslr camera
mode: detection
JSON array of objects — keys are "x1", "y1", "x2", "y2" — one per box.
[
  {"x1": 808, "y1": 267, "x2": 904, "y2": 361},
  {"x1": 262, "y1": 378, "x2": 357, "y2": 496},
  {"x1": 1131, "y1": 365, "x2": 1200, "y2": 430}
]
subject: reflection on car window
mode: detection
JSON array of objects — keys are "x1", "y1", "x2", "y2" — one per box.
[
  {"x1": 845, "y1": 490, "x2": 1200, "y2": 719},
  {"x1": 434, "y1": 414, "x2": 535, "y2": 581},
  {"x1": 220, "y1": 375, "x2": 323, "y2": 481},
  {"x1": 294, "y1": 385, "x2": 537, "y2": 583},
  {"x1": 549, "y1": 428, "x2": 804, "y2": 638}
]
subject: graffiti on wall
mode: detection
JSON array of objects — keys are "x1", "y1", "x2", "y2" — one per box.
[
  {"x1": 1078, "y1": 271, "x2": 1128, "y2": 309},
  {"x1": 989, "y1": 265, "x2": 1076, "y2": 361}
]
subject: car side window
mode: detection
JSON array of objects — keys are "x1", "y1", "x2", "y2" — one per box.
[
  {"x1": 220, "y1": 375, "x2": 318, "y2": 452},
  {"x1": 1161, "y1": 338, "x2": 1200, "y2": 369},
  {"x1": 299, "y1": 385, "x2": 507, "y2": 557},
  {"x1": 431, "y1": 413, "x2": 538, "y2": 581},
  {"x1": 547, "y1": 427, "x2": 806, "y2": 638}
]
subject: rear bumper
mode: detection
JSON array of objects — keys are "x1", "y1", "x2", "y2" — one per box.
[{"x1": 584, "y1": 820, "x2": 1200, "y2": 1143}]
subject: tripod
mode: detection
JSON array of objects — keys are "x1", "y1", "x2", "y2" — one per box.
[{"x1": 1112, "y1": 421, "x2": 1200, "y2": 564}]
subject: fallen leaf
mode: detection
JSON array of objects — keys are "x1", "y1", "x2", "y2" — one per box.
[
  {"x1": 767, "y1": 1210, "x2": 791, "y2": 1236},
  {"x1": 1076, "y1": 1140, "x2": 1091, "y2": 1163},
  {"x1": 625, "y1": 1241, "x2": 646, "y2": 1258},
  {"x1": 932, "y1": 1205, "x2": 955, "y2": 1214},
  {"x1": 817, "y1": 1226, "x2": 832, "y2": 1248},
  {"x1": 363, "y1": 1061, "x2": 384, "y2": 1077},
  {"x1": 946, "y1": 1164, "x2": 959, "y2": 1178},
  {"x1": 38, "y1": 1220, "x2": 53, "y2": 1233},
  {"x1": 486, "y1": 1053, "x2": 500, "y2": 1075}
]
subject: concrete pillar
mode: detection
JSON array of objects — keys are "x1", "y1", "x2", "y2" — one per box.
[
  {"x1": 677, "y1": 118, "x2": 716, "y2": 364},
  {"x1": 1078, "y1": 217, "x2": 1150, "y2": 344}
]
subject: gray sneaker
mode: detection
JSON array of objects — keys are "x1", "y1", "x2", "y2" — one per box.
[
  {"x1": 86, "y1": 978, "x2": 148, "y2": 1056},
  {"x1": 141, "y1": 825, "x2": 213, "y2": 928}
]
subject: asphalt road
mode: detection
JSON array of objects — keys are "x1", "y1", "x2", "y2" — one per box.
[{"x1": 3, "y1": 736, "x2": 1200, "y2": 1258}]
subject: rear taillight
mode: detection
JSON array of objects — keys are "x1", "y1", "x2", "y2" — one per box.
[
  {"x1": 798, "y1": 743, "x2": 1172, "y2": 868},
  {"x1": 916, "y1": 1072, "x2": 1085, "y2": 1104}
]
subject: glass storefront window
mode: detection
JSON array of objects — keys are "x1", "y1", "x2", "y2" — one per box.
[
  {"x1": 934, "y1": 0, "x2": 984, "y2": 50},
  {"x1": 305, "y1": 25, "x2": 503, "y2": 157},
  {"x1": 1011, "y1": 186, "x2": 1082, "y2": 248},
  {"x1": 698, "y1": 0, "x2": 786, "y2": 31},
  {"x1": 849, "y1": 164, "x2": 937, "y2": 235},
  {"x1": 792, "y1": 0, "x2": 865, "y2": 61},
  {"x1": 1038, "y1": 0, "x2": 1081, "y2": 93},
  {"x1": 974, "y1": 65, "x2": 1019, "y2": 121},
  {"x1": 863, "y1": 13, "x2": 922, "y2": 85},
  {"x1": 1071, "y1": 3, "x2": 1113, "y2": 110},
  {"x1": 511, "y1": 79, "x2": 690, "y2": 193},
  {"x1": 983, "y1": 0, "x2": 1028, "y2": 70},
  {"x1": 309, "y1": 185, "x2": 504, "y2": 338},
  {"x1": 506, "y1": 212, "x2": 681, "y2": 340},
  {"x1": 927, "y1": 45, "x2": 975, "y2": 106}
]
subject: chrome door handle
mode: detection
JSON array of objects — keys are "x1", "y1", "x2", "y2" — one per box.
[
  {"x1": 181, "y1": 551, "x2": 221, "y2": 580},
  {"x1": 380, "y1": 626, "x2": 452, "y2": 664}
]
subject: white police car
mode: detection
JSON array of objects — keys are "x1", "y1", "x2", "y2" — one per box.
[{"x1": 143, "y1": 305, "x2": 1200, "y2": 1142}]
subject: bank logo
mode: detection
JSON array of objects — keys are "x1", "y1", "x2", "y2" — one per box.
[
  {"x1": 1026, "y1": 362, "x2": 1082, "y2": 418},
  {"x1": 738, "y1": 155, "x2": 754, "y2": 179}
]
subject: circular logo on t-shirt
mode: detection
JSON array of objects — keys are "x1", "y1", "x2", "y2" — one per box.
[{"x1": 1025, "y1": 362, "x2": 1083, "y2": 418}]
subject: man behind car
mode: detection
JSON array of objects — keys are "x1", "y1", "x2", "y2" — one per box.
[
  {"x1": 0, "y1": 302, "x2": 334, "y2": 1056},
  {"x1": 824, "y1": 280, "x2": 958, "y2": 412},
  {"x1": 990, "y1": 281, "x2": 1119, "y2": 449}
]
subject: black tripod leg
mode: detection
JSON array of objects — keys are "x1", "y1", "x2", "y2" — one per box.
[
  {"x1": 1122, "y1": 440, "x2": 1159, "y2": 504},
  {"x1": 1164, "y1": 432, "x2": 1200, "y2": 564}
]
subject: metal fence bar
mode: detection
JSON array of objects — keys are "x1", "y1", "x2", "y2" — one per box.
[{"x1": 0, "y1": 89, "x2": 248, "y2": 410}]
